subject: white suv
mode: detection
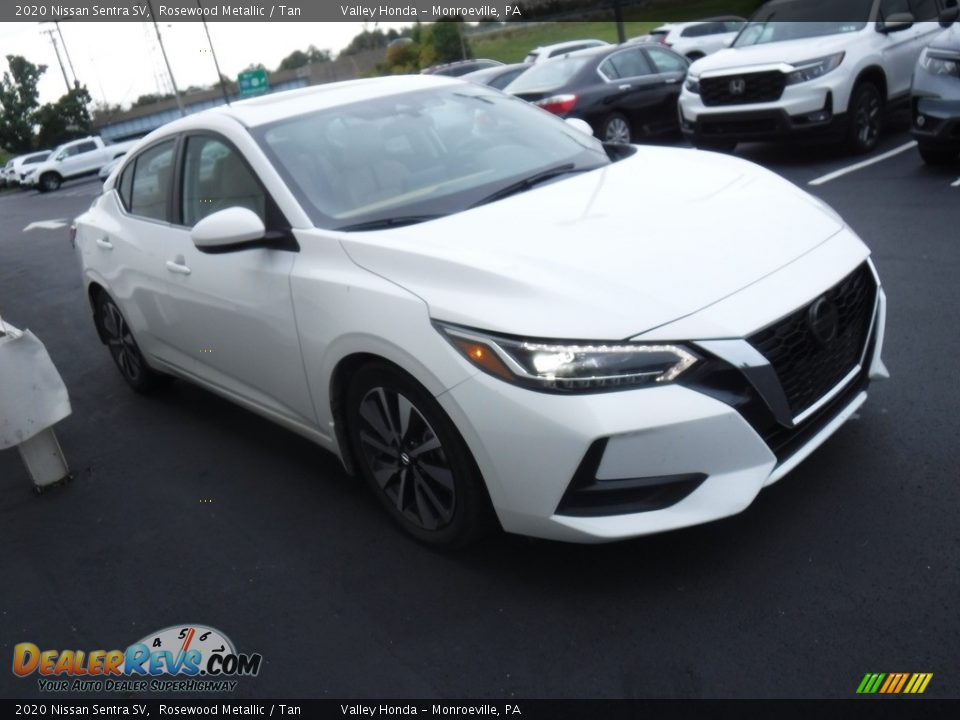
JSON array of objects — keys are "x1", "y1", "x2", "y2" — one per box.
[
  {"x1": 680, "y1": 0, "x2": 946, "y2": 153},
  {"x1": 641, "y1": 17, "x2": 747, "y2": 60}
]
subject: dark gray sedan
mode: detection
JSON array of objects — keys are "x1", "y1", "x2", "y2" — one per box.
[{"x1": 912, "y1": 7, "x2": 960, "y2": 165}]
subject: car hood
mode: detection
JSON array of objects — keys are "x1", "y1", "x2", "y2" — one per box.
[
  {"x1": 691, "y1": 33, "x2": 858, "y2": 75},
  {"x1": 338, "y1": 146, "x2": 843, "y2": 340}
]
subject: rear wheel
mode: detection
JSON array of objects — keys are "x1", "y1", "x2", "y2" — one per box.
[
  {"x1": 600, "y1": 113, "x2": 632, "y2": 144},
  {"x1": 345, "y1": 363, "x2": 493, "y2": 547},
  {"x1": 845, "y1": 81, "x2": 883, "y2": 154},
  {"x1": 94, "y1": 293, "x2": 167, "y2": 393},
  {"x1": 917, "y1": 143, "x2": 958, "y2": 166}
]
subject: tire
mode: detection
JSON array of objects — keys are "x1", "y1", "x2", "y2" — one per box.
[
  {"x1": 345, "y1": 362, "x2": 493, "y2": 547},
  {"x1": 917, "y1": 143, "x2": 958, "y2": 166},
  {"x1": 845, "y1": 81, "x2": 883, "y2": 154},
  {"x1": 600, "y1": 113, "x2": 632, "y2": 144},
  {"x1": 94, "y1": 293, "x2": 167, "y2": 393},
  {"x1": 39, "y1": 172, "x2": 62, "y2": 192},
  {"x1": 694, "y1": 138, "x2": 737, "y2": 153}
]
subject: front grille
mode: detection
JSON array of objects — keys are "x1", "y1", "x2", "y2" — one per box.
[
  {"x1": 748, "y1": 263, "x2": 876, "y2": 418},
  {"x1": 700, "y1": 71, "x2": 786, "y2": 106}
]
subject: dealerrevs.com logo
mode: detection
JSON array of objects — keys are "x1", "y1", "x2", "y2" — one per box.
[{"x1": 13, "y1": 624, "x2": 262, "y2": 693}]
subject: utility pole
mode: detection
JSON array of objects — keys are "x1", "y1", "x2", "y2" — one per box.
[
  {"x1": 198, "y1": 1, "x2": 231, "y2": 106},
  {"x1": 40, "y1": 28, "x2": 72, "y2": 93},
  {"x1": 55, "y1": 22, "x2": 78, "y2": 85},
  {"x1": 145, "y1": 0, "x2": 185, "y2": 117}
]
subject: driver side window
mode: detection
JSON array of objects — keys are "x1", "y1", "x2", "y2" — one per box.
[{"x1": 181, "y1": 136, "x2": 266, "y2": 227}]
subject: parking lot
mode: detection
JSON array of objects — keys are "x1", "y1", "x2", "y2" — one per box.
[{"x1": 1, "y1": 119, "x2": 959, "y2": 699}]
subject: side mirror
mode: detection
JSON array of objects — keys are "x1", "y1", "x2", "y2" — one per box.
[
  {"x1": 565, "y1": 117, "x2": 594, "y2": 137},
  {"x1": 878, "y1": 12, "x2": 915, "y2": 33},
  {"x1": 191, "y1": 207, "x2": 266, "y2": 252},
  {"x1": 940, "y1": 5, "x2": 959, "y2": 27}
]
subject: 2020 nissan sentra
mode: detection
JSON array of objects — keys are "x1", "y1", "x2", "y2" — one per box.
[{"x1": 74, "y1": 75, "x2": 888, "y2": 546}]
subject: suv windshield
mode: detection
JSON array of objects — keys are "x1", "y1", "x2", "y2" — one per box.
[
  {"x1": 733, "y1": 0, "x2": 871, "y2": 47},
  {"x1": 253, "y1": 85, "x2": 608, "y2": 230}
]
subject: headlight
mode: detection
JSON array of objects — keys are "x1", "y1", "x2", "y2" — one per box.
[
  {"x1": 919, "y1": 48, "x2": 960, "y2": 77},
  {"x1": 785, "y1": 52, "x2": 845, "y2": 85},
  {"x1": 436, "y1": 323, "x2": 698, "y2": 392},
  {"x1": 685, "y1": 75, "x2": 700, "y2": 94}
]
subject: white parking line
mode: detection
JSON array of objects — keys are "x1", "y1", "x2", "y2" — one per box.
[
  {"x1": 808, "y1": 141, "x2": 917, "y2": 186},
  {"x1": 951, "y1": 177, "x2": 960, "y2": 187},
  {"x1": 23, "y1": 219, "x2": 67, "y2": 232}
]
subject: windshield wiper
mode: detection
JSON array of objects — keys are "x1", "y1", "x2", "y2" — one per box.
[
  {"x1": 337, "y1": 214, "x2": 447, "y2": 232},
  {"x1": 470, "y1": 163, "x2": 587, "y2": 208}
]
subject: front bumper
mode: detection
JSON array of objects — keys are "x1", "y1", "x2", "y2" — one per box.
[
  {"x1": 438, "y1": 265, "x2": 887, "y2": 543},
  {"x1": 679, "y1": 74, "x2": 850, "y2": 143},
  {"x1": 911, "y1": 96, "x2": 960, "y2": 148}
]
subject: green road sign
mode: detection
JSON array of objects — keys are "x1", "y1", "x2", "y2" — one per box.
[{"x1": 238, "y1": 68, "x2": 269, "y2": 97}]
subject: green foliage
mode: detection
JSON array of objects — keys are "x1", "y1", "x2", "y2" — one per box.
[
  {"x1": 0, "y1": 55, "x2": 47, "y2": 153},
  {"x1": 131, "y1": 92, "x2": 175, "y2": 109},
  {"x1": 341, "y1": 28, "x2": 391, "y2": 57},
  {"x1": 428, "y1": 19, "x2": 473, "y2": 64},
  {"x1": 277, "y1": 45, "x2": 332, "y2": 71},
  {"x1": 34, "y1": 83, "x2": 94, "y2": 149}
]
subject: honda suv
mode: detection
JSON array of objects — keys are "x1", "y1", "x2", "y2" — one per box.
[{"x1": 680, "y1": 0, "x2": 946, "y2": 153}]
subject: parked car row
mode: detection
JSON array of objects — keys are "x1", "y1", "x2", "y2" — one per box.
[
  {"x1": 1, "y1": 150, "x2": 51, "y2": 188},
  {"x1": 20, "y1": 135, "x2": 138, "y2": 192},
  {"x1": 456, "y1": 0, "x2": 958, "y2": 166}
]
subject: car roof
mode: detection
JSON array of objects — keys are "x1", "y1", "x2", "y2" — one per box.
[
  {"x1": 653, "y1": 16, "x2": 745, "y2": 31},
  {"x1": 189, "y1": 75, "x2": 464, "y2": 129}
]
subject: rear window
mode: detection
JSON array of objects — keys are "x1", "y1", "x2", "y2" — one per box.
[{"x1": 507, "y1": 56, "x2": 590, "y2": 94}]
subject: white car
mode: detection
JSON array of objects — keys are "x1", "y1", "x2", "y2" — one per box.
[
  {"x1": 640, "y1": 17, "x2": 746, "y2": 60},
  {"x1": 3, "y1": 150, "x2": 51, "y2": 186},
  {"x1": 524, "y1": 39, "x2": 610, "y2": 63},
  {"x1": 74, "y1": 75, "x2": 887, "y2": 546},
  {"x1": 680, "y1": 0, "x2": 946, "y2": 153}
]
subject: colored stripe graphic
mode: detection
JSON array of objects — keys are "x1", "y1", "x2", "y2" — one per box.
[{"x1": 857, "y1": 673, "x2": 932, "y2": 694}]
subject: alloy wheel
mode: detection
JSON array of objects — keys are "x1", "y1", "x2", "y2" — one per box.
[
  {"x1": 355, "y1": 386, "x2": 456, "y2": 531},
  {"x1": 101, "y1": 300, "x2": 144, "y2": 384},
  {"x1": 604, "y1": 116, "x2": 632, "y2": 144},
  {"x1": 854, "y1": 89, "x2": 881, "y2": 148}
]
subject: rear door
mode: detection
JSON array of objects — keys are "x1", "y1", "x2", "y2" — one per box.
[
  {"x1": 60, "y1": 140, "x2": 100, "y2": 178},
  {"x1": 641, "y1": 47, "x2": 690, "y2": 132}
]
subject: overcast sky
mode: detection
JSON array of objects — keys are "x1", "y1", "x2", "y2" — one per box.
[{"x1": 0, "y1": 21, "x2": 404, "y2": 108}]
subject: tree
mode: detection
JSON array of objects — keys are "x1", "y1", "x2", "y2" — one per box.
[
  {"x1": 0, "y1": 55, "x2": 47, "y2": 153},
  {"x1": 91, "y1": 101, "x2": 124, "y2": 125},
  {"x1": 436, "y1": 19, "x2": 472, "y2": 62},
  {"x1": 35, "y1": 83, "x2": 93, "y2": 149},
  {"x1": 131, "y1": 92, "x2": 174, "y2": 109},
  {"x1": 277, "y1": 45, "x2": 332, "y2": 71},
  {"x1": 341, "y1": 28, "x2": 389, "y2": 56}
]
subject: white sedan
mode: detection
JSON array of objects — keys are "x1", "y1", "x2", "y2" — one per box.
[{"x1": 74, "y1": 75, "x2": 888, "y2": 546}]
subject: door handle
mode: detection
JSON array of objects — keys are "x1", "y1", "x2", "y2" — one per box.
[
  {"x1": 665, "y1": 77, "x2": 680, "y2": 84},
  {"x1": 165, "y1": 260, "x2": 191, "y2": 276},
  {"x1": 618, "y1": 84, "x2": 632, "y2": 90},
  {"x1": 96, "y1": 237, "x2": 113, "y2": 250}
]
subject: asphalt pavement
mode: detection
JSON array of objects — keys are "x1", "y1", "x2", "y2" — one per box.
[{"x1": 1, "y1": 130, "x2": 958, "y2": 700}]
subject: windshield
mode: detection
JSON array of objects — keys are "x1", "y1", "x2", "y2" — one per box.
[
  {"x1": 733, "y1": 0, "x2": 871, "y2": 47},
  {"x1": 253, "y1": 85, "x2": 608, "y2": 230}
]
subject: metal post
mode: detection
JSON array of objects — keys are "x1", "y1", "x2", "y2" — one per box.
[
  {"x1": 198, "y1": 2, "x2": 231, "y2": 107},
  {"x1": 145, "y1": 0, "x2": 186, "y2": 117},
  {"x1": 55, "y1": 22, "x2": 78, "y2": 85}
]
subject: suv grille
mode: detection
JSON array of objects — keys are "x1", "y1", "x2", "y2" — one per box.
[
  {"x1": 700, "y1": 71, "x2": 786, "y2": 106},
  {"x1": 748, "y1": 263, "x2": 876, "y2": 418}
]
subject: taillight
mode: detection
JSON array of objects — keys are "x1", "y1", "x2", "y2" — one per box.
[{"x1": 534, "y1": 94, "x2": 578, "y2": 115}]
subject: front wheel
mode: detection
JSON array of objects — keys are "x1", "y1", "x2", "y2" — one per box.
[
  {"x1": 845, "y1": 82, "x2": 883, "y2": 154},
  {"x1": 39, "y1": 172, "x2": 62, "y2": 192},
  {"x1": 600, "y1": 113, "x2": 632, "y2": 144},
  {"x1": 917, "y1": 143, "x2": 958, "y2": 166},
  {"x1": 345, "y1": 363, "x2": 493, "y2": 547}
]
